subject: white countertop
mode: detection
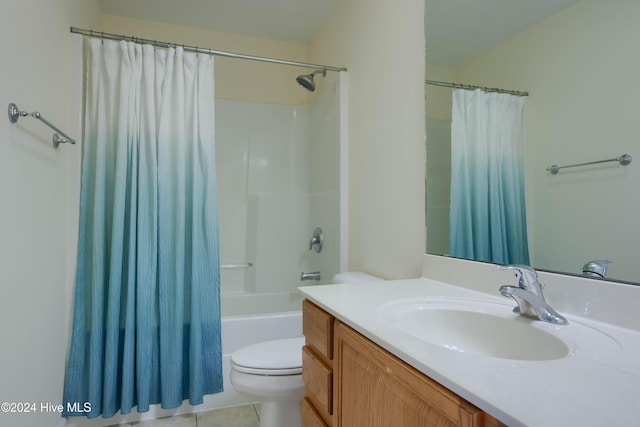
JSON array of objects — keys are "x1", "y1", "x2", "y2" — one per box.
[{"x1": 299, "y1": 277, "x2": 640, "y2": 427}]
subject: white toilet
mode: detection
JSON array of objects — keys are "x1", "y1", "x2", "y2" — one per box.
[
  {"x1": 230, "y1": 337, "x2": 306, "y2": 427},
  {"x1": 229, "y1": 272, "x2": 383, "y2": 427}
]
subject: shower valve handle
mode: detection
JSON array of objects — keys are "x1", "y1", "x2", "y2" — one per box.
[{"x1": 309, "y1": 227, "x2": 324, "y2": 253}]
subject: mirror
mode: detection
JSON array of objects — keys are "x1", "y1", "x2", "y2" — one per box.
[{"x1": 425, "y1": 0, "x2": 640, "y2": 284}]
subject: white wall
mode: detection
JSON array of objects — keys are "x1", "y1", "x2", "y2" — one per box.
[
  {"x1": 0, "y1": 1, "x2": 101, "y2": 427},
  {"x1": 102, "y1": 15, "x2": 310, "y2": 105},
  {"x1": 456, "y1": 0, "x2": 640, "y2": 282},
  {"x1": 425, "y1": 64, "x2": 457, "y2": 121},
  {"x1": 310, "y1": 0, "x2": 426, "y2": 279}
]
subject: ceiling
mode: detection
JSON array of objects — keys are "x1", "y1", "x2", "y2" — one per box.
[
  {"x1": 98, "y1": 0, "x2": 342, "y2": 44},
  {"x1": 98, "y1": 0, "x2": 579, "y2": 66},
  {"x1": 425, "y1": 0, "x2": 579, "y2": 66}
]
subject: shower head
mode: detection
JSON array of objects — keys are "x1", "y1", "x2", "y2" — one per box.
[{"x1": 296, "y1": 69, "x2": 327, "y2": 92}]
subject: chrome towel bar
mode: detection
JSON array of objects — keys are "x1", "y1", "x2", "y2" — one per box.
[
  {"x1": 8, "y1": 103, "x2": 76, "y2": 148},
  {"x1": 221, "y1": 263, "x2": 253, "y2": 270},
  {"x1": 546, "y1": 154, "x2": 631, "y2": 175}
]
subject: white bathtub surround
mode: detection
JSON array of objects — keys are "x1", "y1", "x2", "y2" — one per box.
[
  {"x1": 299, "y1": 254, "x2": 640, "y2": 426},
  {"x1": 216, "y1": 94, "x2": 343, "y2": 298}
]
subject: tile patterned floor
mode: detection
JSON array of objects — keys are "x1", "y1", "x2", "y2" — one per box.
[{"x1": 104, "y1": 404, "x2": 261, "y2": 427}]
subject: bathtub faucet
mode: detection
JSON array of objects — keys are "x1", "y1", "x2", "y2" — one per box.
[{"x1": 300, "y1": 271, "x2": 321, "y2": 281}]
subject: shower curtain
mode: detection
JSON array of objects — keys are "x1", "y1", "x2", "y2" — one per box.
[
  {"x1": 449, "y1": 89, "x2": 530, "y2": 265},
  {"x1": 62, "y1": 38, "x2": 222, "y2": 418}
]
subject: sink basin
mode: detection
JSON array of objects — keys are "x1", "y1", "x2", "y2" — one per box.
[{"x1": 378, "y1": 298, "x2": 580, "y2": 361}]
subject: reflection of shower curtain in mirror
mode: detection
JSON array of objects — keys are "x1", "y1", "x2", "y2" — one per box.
[
  {"x1": 62, "y1": 38, "x2": 223, "y2": 419},
  {"x1": 449, "y1": 89, "x2": 529, "y2": 265}
]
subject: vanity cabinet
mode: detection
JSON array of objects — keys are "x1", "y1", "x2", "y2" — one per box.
[
  {"x1": 302, "y1": 300, "x2": 334, "y2": 427},
  {"x1": 302, "y1": 300, "x2": 506, "y2": 427}
]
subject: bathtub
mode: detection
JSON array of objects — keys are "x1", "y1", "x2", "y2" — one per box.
[
  {"x1": 220, "y1": 290, "x2": 304, "y2": 317},
  {"x1": 64, "y1": 292, "x2": 303, "y2": 427}
]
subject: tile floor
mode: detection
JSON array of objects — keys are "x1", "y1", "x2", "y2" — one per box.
[{"x1": 105, "y1": 404, "x2": 261, "y2": 427}]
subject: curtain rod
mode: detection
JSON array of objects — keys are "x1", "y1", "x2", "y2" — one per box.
[
  {"x1": 70, "y1": 27, "x2": 347, "y2": 72},
  {"x1": 425, "y1": 79, "x2": 528, "y2": 97}
]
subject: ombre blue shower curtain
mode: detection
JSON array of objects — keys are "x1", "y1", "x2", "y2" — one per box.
[
  {"x1": 62, "y1": 38, "x2": 223, "y2": 419},
  {"x1": 449, "y1": 89, "x2": 530, "y2": 265}
]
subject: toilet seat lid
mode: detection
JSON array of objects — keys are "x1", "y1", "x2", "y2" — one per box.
[{"x1": 231, "y1": 337, "x2": 305, "y2": 375}]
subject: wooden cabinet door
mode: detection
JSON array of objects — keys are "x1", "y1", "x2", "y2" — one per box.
[
  {"x1": 302, "y1": 397, "x2": 330, "y2": 427},
  {"x1": 303, "y1": 346, "x2": 333, "y2": 423},
  {"x1": 334, "y1": 321, "x2": 488, "y2": 427},
  {"x1": 303, "y1": 300, "x2": 334, "y2": 362}
]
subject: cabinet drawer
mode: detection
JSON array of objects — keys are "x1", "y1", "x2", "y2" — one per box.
[
  {"x1": 302, "y1": 396, "x2": 329, "y2": 427},
  {"x1": 302, "y1": 346, "x2": 333, "y2": 419},
  {"x1": 303, "y1": 300, "x2": 334, "y2": 361}
]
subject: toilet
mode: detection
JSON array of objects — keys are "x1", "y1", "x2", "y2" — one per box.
[
  {"x1": 229, "y1": 272, "x2": 383, "y2": 427},
  {"x1": 230, "y1": 337, "x2": 306, "y2": 427}
]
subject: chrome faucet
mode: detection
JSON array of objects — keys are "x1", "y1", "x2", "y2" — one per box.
[
  {"x1": 300, "y1": 271, "x2": 321, "y2": 281},
  {"x1": 582, "y1": 259, "x2": 612, "y2": 278},
  {"x1": 498, "y1": 265, "x2": 568, "y2": 325}
]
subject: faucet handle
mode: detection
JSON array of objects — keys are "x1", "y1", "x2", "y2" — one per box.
[
  {"x1": 497, "y1": 264, "x2": 537, "y2": 275},
  {"x1": 497, "y1": 264, "x2": 540, "y2": 291},
  {"x1": 309, "y1": 227, "x2": 324, "y2": 253}
]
